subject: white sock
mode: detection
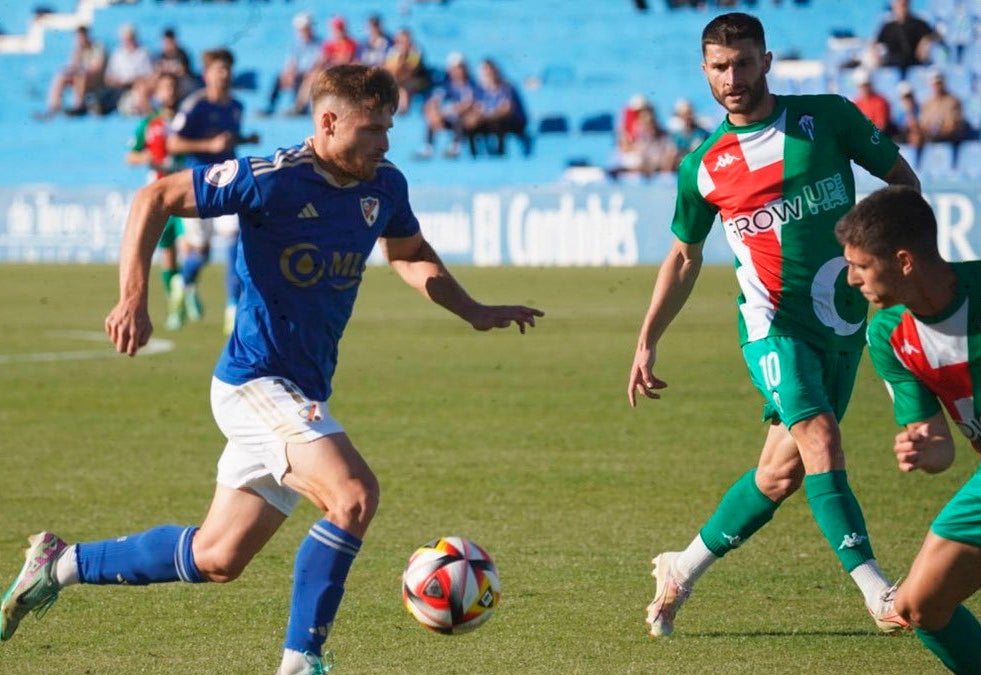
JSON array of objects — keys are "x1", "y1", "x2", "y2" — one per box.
[
  {"x1": 672, "y1": 534, "x2": 719, "y2": 586},
  {"x1": 279, "y1": 649, "x2": 320, "y2": 675},
  {"x1": 54, "y1": 545, "x2": 79, "y2": 587},
  {"x1": 850, "y1": 559, "x2": 891, "y2": 608}
]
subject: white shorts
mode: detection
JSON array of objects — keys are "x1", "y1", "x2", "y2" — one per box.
[
  {"x1": 210, "y1": 376, "x2": 344, "y2": 516},
  {"x1": 182, "y1": 214, "x2": 240, "y2": 248}
]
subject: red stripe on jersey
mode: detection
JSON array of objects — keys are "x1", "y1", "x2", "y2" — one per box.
[
  {"x1": 702, "y1": 132, "x2": 786, "y2": 308},
  {"x1": 891, "y1": 313, "x2": 973, "y2": 419}
]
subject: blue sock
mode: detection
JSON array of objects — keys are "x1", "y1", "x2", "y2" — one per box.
[
  {"x1": 77, "y1": 525, "x2": 204, "y2": 585},
  {"x1": 182, "y1": 250, "x2": 207, "y2": 286},
  {"x1": 283, "y1": 520, "x2": 362, "y2": 655},
  {"x1": 225, "y1": 236, "x2": 241, "y2": 307}
]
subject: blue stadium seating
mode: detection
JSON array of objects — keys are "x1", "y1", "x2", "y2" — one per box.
[{"x1": 0, "y1": 0, "x2": 974, "y2": 190}]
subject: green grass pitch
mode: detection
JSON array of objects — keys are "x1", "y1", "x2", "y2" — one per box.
[{"x1": 0, "y1": 263, "x2": 975, "y2": 674}]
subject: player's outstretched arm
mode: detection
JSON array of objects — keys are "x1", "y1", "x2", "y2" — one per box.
[
  {"x1": 627, "y1": 237, "x2": 703, "y2": 407},
  {"x1": 381, "y1": 232, "x2": 544, "y2": 333},
  {"x1": 894, "y1": 412, "x2": 956, "y2": 474},
  {"x1": 106, "y1": 170, "x2": 199, "y2": 357}
]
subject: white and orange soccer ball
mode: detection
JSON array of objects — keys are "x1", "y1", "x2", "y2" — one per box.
[{"x1": 401, "y1": 536, "x2": 501, "y2": 634}]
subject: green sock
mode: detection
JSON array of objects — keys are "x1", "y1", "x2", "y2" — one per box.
[
  {"x1": 161, "y1": 268, "x2": 179, "y2": 297},
  {"x1": 804, "y1": 470, "x2": 874, "y2": 572},
  {"x1": 915, "y1": 605, "x2": 981, "y2": 675},
  {"x1": 699, "y1": 470, "x2": 780, "y2": 558}
]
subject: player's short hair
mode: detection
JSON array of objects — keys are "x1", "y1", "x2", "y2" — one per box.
[
  {"x1": 309, "y1": 65, "x2": 399, "y2": 114},
  {"x1": 202, "y1": 48, "x2": 234, "y2": 69},
  {"x1": 702, "y1": 12, "x2": 766, "y2": 53},
  {"x1": 835, "y1": 186, "x2": 939, "y2": 260}
]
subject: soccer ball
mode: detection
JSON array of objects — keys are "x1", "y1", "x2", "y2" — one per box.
[{"x1": 401, "y1": 536, "x2": 501, "y2": 634}]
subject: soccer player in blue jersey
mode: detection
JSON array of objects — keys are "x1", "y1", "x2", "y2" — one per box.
[
  {"x1": 168, "y1": 47, "x2": 260, "y2": 333},
  {"x1": 0, "y1": 65, "x2": 543, "y2": 675}
]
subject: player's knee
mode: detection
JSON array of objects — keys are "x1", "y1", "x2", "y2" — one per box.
[
  {"x1": 324, "y1": 474, "x2": 380, "y2": 530},
  {"x1": 895, "y1": 588, "x2": 953, "y2": 631},
  {"x1": 755, "y1": 464, "x2": 803, "y2": 502},
  {"x1": 192, "y1": 546, "x2": 249, "y2": 584}
]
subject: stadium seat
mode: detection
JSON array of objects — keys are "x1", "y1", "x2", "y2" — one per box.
[
  {"x1": 232, "y1": 70, "x2": 258, "y2": 91},
  {"x1": 580, "y1": 112, "x2": 614, "y2": 134},
  {"x1": 918, "y1": 142, "x2": 956, "y2": 180},
  {"x1": 954, "y1": 140, "x2": 981, "y2": 180},
  {"x1": 538, "y1": 114, "x2": 570, "y2": 134}
]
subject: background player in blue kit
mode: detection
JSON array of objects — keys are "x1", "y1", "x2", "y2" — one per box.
[
  {"x1": 168, "y1": 47, "x2": 260, "y2": 333},
  {"x1": 0, "y1": 65, "x2": 543, "y2": 675}
]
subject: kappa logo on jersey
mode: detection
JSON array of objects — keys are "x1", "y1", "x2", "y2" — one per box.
[
  {"x1": 713, "y1": 152, "x2": 741, "y2": 171},
  {"x1": 297, "y1": 202, "x2": 319, "y2": 219},
  {"x1": 900, "y1": 339, "x2": 920, "y2": 355},
  {"x1": 798, "y1": 114, "x2": 815, "y2": 141},
  {"x1": 360, "y1": 196, "x2": 380, "y2": 227},
  {"x1": 204, "y1": 159, "x2": 239, "y2": 187}
]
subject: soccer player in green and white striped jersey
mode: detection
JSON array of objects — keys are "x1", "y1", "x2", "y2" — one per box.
[
  {"x1": 836, "y1": 186, "x2": 981, "y2": 675},
  {"x1": 626, "y1": 12, "x2": 920, "y2": 637}
]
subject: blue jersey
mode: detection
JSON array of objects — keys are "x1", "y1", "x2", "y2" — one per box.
[
  {"x1": 192, "y1": 142, "x2": 421, "y2": 401},
  {"x1": 172, "y1": 90, "x2": 245, "y2": 166}
]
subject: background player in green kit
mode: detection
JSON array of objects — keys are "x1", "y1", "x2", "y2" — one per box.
[
  {"x1": 626, "y1": 12, "x2": 921, "y2": 637},
  {"x1": 126, "y1": 72, "x2": 185, "y2": 330},
  {"x1": 836, "y1": 186, "x2": 981, "y2": 675}
]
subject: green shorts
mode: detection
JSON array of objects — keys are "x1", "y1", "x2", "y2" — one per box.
[
  {"x1": 157, "y1": 216, "x2": 183, "y2": 250},
  {"x1": 742, "y1": 336, "x2": 862, "y2": 428},
  {"x1": 931, "y1": 464, "x2": 981, "y2": 547}
]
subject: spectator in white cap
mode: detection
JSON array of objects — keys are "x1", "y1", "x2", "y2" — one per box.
[
  {"x1": 414, "y1": 51, "x2": 476, "y2": 158},
  {"x1": 919, "y1": 68, "x2": 966, "y2": 144},
  {"x1": 668, "y1": 98, "x2": 709, "y2": 164},
  {"x1": 101, "y1": 22, "x2": 154, "y2": 114},
  {"x1": 261, "y1": 12, "x2": 321, "y2": 115},
  {"x1": 892, "y1": 80, "x2": 924, "y2": 148},
  {"x1": 620, "y1": 93, "x2": 654, "y2": 147},
  {"x1": 851, "y1": 69, "x2": 893, "y2": 135}
]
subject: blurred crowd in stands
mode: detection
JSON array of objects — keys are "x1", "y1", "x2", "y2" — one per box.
[
  {"x1": 609, "y1": 0, "x2": 979, "y2": 180},
  {"x1": 22, "y1": 0, "x2": 981, "y2": 176},
  {"x1": 32, "y1": 7, "x2": 530, "y2": 160}
]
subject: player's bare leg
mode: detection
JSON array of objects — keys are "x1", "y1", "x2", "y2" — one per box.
[{"x1": 275, "y1": 433, "x2": 378, "y2": 674}]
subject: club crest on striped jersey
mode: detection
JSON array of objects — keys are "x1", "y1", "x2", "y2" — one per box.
[
  {"x1": 798, "y1": 114, "x2": 815, "y2": 141},
  {"x1": 360, "y1": 196, "x2": 380, "y2": 227},
  {"x1": 204, "y1": 159, "x2": 239, "y2": 187}
]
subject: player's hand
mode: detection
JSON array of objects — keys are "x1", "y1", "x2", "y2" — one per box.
[
  {"x1": 893, "y1": 423, "x2": 954, "y2": 473},
  {"x1": 627, "y1": 346, "x2": 667, "y2": 407},
  {"x1": 105, "y1": 300, "x2": 152, "y2": 357},
  {"x1": 467, "y1": 304, "x2": 543, "y2": 334},
  {"x1": 209, "y1": 132, "x2": 235, "y2": 154}
]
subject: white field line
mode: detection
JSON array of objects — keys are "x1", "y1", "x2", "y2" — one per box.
[{"x1": 0, "y1": 330, "x2": 174, "y2": 364}]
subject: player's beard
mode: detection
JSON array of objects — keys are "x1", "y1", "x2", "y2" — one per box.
[{"x1": 713, "y1": 74, "x2": 768, "y2": 118}]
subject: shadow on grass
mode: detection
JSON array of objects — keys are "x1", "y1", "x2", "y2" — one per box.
[{"x1": 681, "y1": 629, "x2": 890, "y2": 638}]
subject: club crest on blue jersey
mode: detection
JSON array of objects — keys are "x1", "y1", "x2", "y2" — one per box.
[
  {"x1": 204, "y1": 159, "x2": 239, "y2": 187},
  {"x1": 360, "y1": 196, "x2": 380, "y2": 227}
]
